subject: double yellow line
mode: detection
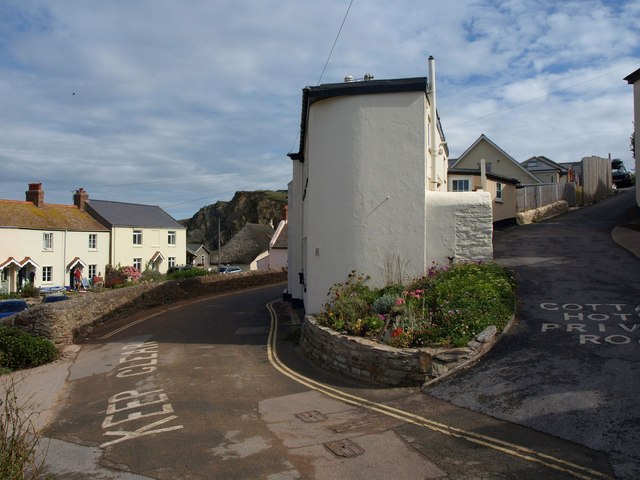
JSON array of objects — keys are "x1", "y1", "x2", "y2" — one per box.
[{"x1": 266, "y1": 300, "x2": 612, "y2": 480}]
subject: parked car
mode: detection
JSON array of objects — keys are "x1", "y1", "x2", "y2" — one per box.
[
  {"x1": 218, "y1": 265, "x2": 242, "y2": 274},
  {"x1": 612, "y1": 159, "x2": 633, "y2": 188},
  {"x1": 0, "y1": 299, "x2": 29, "y2": 319},
  {"x1": 42, "y1": 293, "x2": 69, "y2": 304}
]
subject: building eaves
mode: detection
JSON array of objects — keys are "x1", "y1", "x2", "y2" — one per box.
[
  {"x1": 624, "y1": 68, "x2": 640, "y2": 84},
  {"x1": 288, "y1": 77, "x2": 433, "y2": 163},
  {"x1": 448, "y1": 168, "x2": 520, "y2": 185}
]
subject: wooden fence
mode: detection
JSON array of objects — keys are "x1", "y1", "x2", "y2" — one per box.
[
  {"x1": 516, "y1": 182, "x2": 577, "y2": 212},
  {"x1": 516, "y1": 156, "x2": 611, "y2": 212}
]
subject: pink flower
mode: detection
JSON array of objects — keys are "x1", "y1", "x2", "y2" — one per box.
[{"x1": 395, "y1": 298, "x2": 405, "y2": 305}]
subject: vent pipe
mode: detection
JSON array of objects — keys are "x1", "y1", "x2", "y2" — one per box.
[{"x1": 427, "y1": 56, "x2": 439, "y2": 189}]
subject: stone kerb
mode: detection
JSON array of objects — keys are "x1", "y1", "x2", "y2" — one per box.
[
  {"x1": 8, "y1": 270, "x2": 287, "y2": 347},
  {"x1": 300, "y1": 315, "x2": 508, "y2": 387}
]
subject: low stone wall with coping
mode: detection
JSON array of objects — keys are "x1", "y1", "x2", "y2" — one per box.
[
  {"x1": 6, "y1": 270, "x2": 287, "y2": 347},
  {"x1": 300, "y1": 315, "x2": 507, "y2": 387}
]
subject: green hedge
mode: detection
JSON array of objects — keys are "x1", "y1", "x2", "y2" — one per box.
[{"x1": 0, "y1": 327, "x2": 59, "y2": 372}]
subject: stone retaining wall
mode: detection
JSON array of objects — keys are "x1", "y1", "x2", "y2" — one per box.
[
  {"x1": 516, "y1": 200, "x2": 569, "y2": 225},
  {"x1": 7, "y1": 271, "x2": 287, "y2": 347},
  {"x1": 300, "y1": 315, "x2": 501, "y2": 387}
]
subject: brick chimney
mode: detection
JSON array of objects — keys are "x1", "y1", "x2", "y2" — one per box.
[
  {"x1": 25, "y1": 183, "x2": 44, "y2": 207},
  {"x1": 282, "y1": 205, "x2": 288, "y2": 222},
  {"x1": 73, "y1": 188, "x2": 89, "y2": 210}
]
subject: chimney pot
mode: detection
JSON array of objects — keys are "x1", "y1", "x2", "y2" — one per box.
[
  {"x1": 73, "y1": 188, "x2": 89, "y2": 211},
  {"x1": 26, "y1": 183, "x2": 44, "y2": 207}
]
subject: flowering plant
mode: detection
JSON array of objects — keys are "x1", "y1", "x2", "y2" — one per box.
[{"x1": 317, "y1": 262, "x2": 515, "y2": 348}]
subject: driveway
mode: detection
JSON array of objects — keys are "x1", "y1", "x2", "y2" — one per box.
[{"x1": 427, "y1": 189, "x2": 640, "y2": 479}]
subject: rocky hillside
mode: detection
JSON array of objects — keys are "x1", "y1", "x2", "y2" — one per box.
[{"x1": 181, "y1": 190, "x2": 287, "y2": 253}]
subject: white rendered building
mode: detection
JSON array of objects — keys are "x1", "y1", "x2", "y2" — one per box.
[{"x1": 287, "y1": 58, "x2": 493, "y2": 313}]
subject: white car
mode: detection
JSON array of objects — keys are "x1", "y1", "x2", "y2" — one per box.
[{"x1": 218, "y1": 266, "x2": 242, "y2": 274}]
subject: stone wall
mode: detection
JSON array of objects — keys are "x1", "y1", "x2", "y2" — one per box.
[
  {"x1": 7, "y1": 271, "x2": 287, "y2": 347},
  {"x1": 516, "y1": 200, "x2": 569, "y2": 225},
  {"x1": 300, "y1": 315, "x2": 502, "y2": 387}
]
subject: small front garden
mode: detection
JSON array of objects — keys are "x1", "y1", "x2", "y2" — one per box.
[{"x1": 316, "y1": 262, "x2": 516, "y2": 348}]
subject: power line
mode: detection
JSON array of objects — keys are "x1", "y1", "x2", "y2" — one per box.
[
  {"x1": 289, "y1": 0, "x2": 355, "y2": 154},
  {"x1": 316, "y1": 0, "x2": 354, "y2": 86}
]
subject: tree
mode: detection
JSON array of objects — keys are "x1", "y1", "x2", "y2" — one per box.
[{"x1": 631, "y1": 128, "x2": 635, "y2": 160}]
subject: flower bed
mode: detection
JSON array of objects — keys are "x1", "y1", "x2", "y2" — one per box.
[{"x1": 300, "y1": 262, "x2": 516, "y2": 386}]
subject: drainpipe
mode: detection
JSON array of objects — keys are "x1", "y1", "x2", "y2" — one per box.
[
  {"x1": 480, "y1": 158, "x2": 487, "y2": 191},
  {"x1": 427, "y1": 56, "x2": 438, "y2": 190}
]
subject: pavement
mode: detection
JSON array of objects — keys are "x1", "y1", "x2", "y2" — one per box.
[{"x1": 1, "y1": 190, "x2": 639, "y2": 474}]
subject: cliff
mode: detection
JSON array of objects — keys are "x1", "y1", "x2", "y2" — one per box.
[{"x1": 181, "y1": 190, "x2": 288, "y2": 260}]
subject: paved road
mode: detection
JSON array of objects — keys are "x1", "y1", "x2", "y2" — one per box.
[
  {"x1": 428, "y1": 189, "x2": 640, "y2": 479},
  {"x1": 37, "y1": 280, "x2": 615, "y2": 479}
]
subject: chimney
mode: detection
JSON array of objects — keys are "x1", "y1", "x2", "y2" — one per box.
[
  {"x1": 26, "y1": 183, "x2": 44, "y2": 207},
  {"x1": 74, "y1": 188, "x2": 89, "y2": 210},
  {"x1": 282, "y1": 205, "x2": 288, "y2": 222}
]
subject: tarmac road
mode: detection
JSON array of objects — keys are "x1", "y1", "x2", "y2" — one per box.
[
  {"x1": 6, "y1": 189, "x2": 638, "y2": 479},
  {"x1": 427, "y1": 188, "x2": 640, "y2": 480}
]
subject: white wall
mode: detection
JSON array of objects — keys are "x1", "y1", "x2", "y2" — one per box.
[
  {"x1": 425, "y1": 191, "x2": 493, "y2": 265},
  {"x1": 111, "y1": 226, "x2": 186, "y2": 273},
  {"x1": 302, "y1": 92, "x2": 429, "y2": 313},
  {"x1": 0, "y1": 228, "x2": 110, "y2": 289}
]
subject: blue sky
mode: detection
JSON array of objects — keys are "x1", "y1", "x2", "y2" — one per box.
[{"x1": 0, "y1": 0, "x2": 638, "y2": 219}]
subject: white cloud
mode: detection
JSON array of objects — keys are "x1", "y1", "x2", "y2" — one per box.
[{"x1": 0, "y1": 0, "x2": 638, "y2": 218}]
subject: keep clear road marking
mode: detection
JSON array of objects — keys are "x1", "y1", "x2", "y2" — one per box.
[{"x1": 266, "y1": 301, "x2": 613, "y2": 480}]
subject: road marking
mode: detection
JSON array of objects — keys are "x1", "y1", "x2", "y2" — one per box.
[
  {"x1": 100, "y1": 282, "x2": 286, "y2": 339},
  {"x1": 266, "y1": 300, "x2": 613, "y2": 480}
]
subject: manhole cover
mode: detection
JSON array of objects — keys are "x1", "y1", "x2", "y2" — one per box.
[
  {"x1": 330, "y1": 419, "x2": 369, "y2": 433},
  {"x1": 324, "y1": 438, "x2": 364, "y2": 458},
  {"x1": 294, "y1": 410, "x2": 327, "y2": 423}
]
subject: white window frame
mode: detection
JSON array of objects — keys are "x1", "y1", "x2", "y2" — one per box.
[
  {"x1": 496, "y1": 182, "x2": 503, "y2": 202},
  {"x1": 133, "y1": 230, "x2": 143, "y2": 246},
  {"x1": 42, "y1": 266, "x2": 52, "y2": 283},
  {"x1": 43, "y1": 232, "x2": 53, "y2": 250},
  {"x1": 133, "y1": 258, "x2": 142, "y2": 271},
  {"x1": 88, "y1": 233, "x2": 97, "y2": 250},
  {"x1": 168, "y1": 231, "x2": 176, "y2": 245},
  {"x1": 452, "y1": 179, "x2": 471, "y2": 192},
  {"x1": 168, "y1": 257, "x2": 176, "y2": 268},
  {"x1": 88, "y1": 264, "x2": 97, "y2": 279}
]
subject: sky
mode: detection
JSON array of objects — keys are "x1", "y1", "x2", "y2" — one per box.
[{"x1": 0, "y1": 1, "x2": 638, "y2": 220}]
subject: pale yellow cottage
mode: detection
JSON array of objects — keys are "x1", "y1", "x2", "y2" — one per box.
[{"x1": 0, "y1": 184, "x2": 109, "y2": 292}]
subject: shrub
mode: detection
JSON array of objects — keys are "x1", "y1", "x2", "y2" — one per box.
[
  {"x1": 20, "y1": 284, "x2": 39, "y2": 299},
  {"x1": 1, "y1": 375, "x2": 48, "y2": 479},
  {"x1": 319, "y1": 262, "x2": 515, "y2": 348},
  {"x1": 167, "y1": 268, "x2": 211, "y2": 280},
  {"x1": 0, "y1": 327, "x2": 59, "y2": 371}
]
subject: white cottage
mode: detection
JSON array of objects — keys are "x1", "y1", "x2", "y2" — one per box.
[
  {"x1": 287, "y1": 58, "x2": 493, "y2": 313},
  {"x1": 0, "y1": 184, "x2": 110, "y2": 292},
  {"x1": 81, "y1": 193, "x2": 187, "y2": 274}
]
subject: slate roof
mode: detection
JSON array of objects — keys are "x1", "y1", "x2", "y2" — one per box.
[
  {"x1": 0, "y1": 200, "x2": 109, "y2": 231},
  {"x1": 521, "y1": 156, "x2": 568, "y2": 173},
  {"x1": 86, "y1": 199, "x2": 185, "y2": 229},
  {"x1": 187, "y1": 243, "x2": 209, "y2": 254}
]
